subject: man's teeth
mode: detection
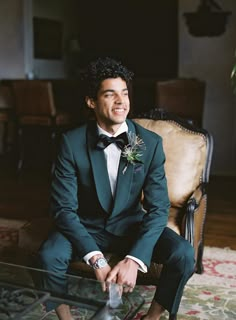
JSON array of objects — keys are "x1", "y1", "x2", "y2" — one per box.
[{"x1": 114, "y1": 109, "x2": 124, "y2": 112}]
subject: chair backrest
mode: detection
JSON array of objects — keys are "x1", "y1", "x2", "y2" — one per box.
[
  {"x1": 133, "y1": 109, "x2": 213, "y2": 209},
  {"x1": 12, "y1": 80, "x2": 56, "y2": 117},
  {"x1": 156, "y1": 78, "x2": 205, "y2": 127},
  {"x1": 0, "y1": 85, "x2": 13, "y2": 109}
]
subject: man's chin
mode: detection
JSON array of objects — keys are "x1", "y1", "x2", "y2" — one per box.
[{"x1": 112, "y1": 115, "x2": 128, "y2": 124}]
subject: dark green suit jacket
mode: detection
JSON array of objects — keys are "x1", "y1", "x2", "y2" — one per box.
[{"x1": 51, "y1": 119, "x2": 170, "y2": 267}]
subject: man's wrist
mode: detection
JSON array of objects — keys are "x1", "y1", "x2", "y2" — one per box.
[
  {"x1": 125, "y1": 255, "x2": 147, "y2": 273},
  {"x1": 124, "y1": 257, "x2": 139, "y2": 268},
  {"x1": 90, "y1": 256, "x2": 108, "y2": 269},
  {"x1": 89, "y1": 254, "x2": 104, "y2": 265},
  {"x1": 84, "y1": 251, "x2": 103, "y2": 265}
]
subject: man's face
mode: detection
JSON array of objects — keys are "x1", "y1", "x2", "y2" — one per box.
[{"x1": 87, "y1": 77, "x2": 130, "y2": 134}]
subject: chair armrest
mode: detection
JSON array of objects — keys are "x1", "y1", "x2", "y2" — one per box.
[{"x1": 184, "y1": 184, "x2": 205, "y2": 246}]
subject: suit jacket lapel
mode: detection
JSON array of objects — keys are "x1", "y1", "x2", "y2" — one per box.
[{"x1": 87, "y1": 122, "x2": 113, "y2": 213}]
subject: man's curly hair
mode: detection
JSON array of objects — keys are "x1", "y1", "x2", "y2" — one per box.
[{"x1": 82, "y1": 57, "x2": 134, "y2": 99}]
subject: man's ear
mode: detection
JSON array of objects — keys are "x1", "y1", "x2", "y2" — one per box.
[{"x1": 86, "y1": 97, "x2": 96, "y2": 110}]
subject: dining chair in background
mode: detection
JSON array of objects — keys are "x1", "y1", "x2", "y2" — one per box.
[
  {"x1": 11, "y1": 80, "x2": 76, "y2": 175},
  {"x1": 0, "y1": 85, "x2": 14, "y2": 154},
  {"x1": 156, "y1": 78, "x2": 206, "y2": 127}
]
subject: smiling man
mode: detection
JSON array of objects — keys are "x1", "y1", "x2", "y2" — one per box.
[{"x1": 38, "y1": 57, "x2": 195, "y2": 320}]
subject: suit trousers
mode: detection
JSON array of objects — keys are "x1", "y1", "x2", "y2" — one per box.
[{"x1": 37, "y1": 227, "x2": 195, "y2": 315}]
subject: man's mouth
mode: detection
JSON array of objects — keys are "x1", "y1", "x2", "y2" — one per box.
[{"x1": 113, "y1": 108, "x2": 126, "y2": 114}]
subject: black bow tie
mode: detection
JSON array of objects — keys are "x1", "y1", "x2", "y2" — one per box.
[{"x1": 96, "y1": 132, "x2": 128, "y2": 150}]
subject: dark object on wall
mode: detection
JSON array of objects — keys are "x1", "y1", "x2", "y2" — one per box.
[
  {"x1": 33, "y1": 17, "x2": 63, "y2": 60},
  {"x1": 183, "y1": 0, "x2": 231, "y2": 37}
]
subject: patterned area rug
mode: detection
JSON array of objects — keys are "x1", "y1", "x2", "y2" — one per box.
[
  {"x1": 24, "y1": 246, "x2": 236, "y2": 319},
  {"x1": 155, "y1": 246, "x2": 236, "y2": 320},
  {"x1": 40, "y1": 247, "x2": 236, "y2": 320},
  {"x1": 0, "y1": 218, "x2": 26, "y2": 249},
  {"x1": 1, "y1": 230, "x2": 236, "y2": 319}
]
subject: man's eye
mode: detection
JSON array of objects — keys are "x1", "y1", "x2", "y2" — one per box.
[{"x1": 104, "y1": 93, "x2": 113, "y2": 98}]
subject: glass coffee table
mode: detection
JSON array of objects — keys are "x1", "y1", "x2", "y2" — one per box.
[{"x1": 0, "y1": 261, "x2": 144, "y2": 319}]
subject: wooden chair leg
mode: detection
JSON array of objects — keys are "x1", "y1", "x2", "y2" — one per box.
[
  {"x1": 2, "y1": 121, "x2": 9, "y2": 154},
  {"x1": 50, "y1": 129, "x2": 57, "y2": 175},
  {"x1": 17, "y1": 127, "x2": 24, "y2": 174},
  {"x1": 195, "y1": 242, "x2": 204, "y2": 274}
]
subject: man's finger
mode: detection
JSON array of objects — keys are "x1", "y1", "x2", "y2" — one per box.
[
  {"x1": 101, "y1": 280, "x2": 106, "y2": 292},
  {"x1": 123, "y1": 284, "x2": 135, "y2": 293},
  {"x1": 106, "y1": 267, "x2": 118, "y2": 282}
]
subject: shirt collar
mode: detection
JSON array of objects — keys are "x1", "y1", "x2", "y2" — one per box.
[{"x1": 97, "y1": 122, "x2": 128, "y2": 137}]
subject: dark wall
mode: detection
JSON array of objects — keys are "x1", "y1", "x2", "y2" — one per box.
[
  {"x1": 76, "y1": 0, "x2": 178, "y2": 113},
  {"x1": 77, "y1": 1, "x2": 178, "y2": 78}
]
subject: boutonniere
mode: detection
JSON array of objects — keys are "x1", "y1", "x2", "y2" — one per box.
[{"x1": 121, "y1": 132, "x2": 146, "y2": 174}]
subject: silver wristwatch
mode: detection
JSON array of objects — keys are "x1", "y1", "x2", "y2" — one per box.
[{"x1": 91, "y1": 257, "x2": 108, "y2": 269}]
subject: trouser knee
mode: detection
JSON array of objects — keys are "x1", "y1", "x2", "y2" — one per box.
[
  {"x1": 171, "y1": 241, "x2": 195, "y2": 275},
  {"x1": 38, "y1": 244, "x2": 71, "y2": 272}
]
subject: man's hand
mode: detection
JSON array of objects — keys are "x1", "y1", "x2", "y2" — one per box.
[
  {"x1": 89, "y1": 254, "x2": 111, "y2": 291},
  {"x1": 106, "y1": 258, "x2": 139, "y2": 292},
  {"x1": 94, "y1": 265, "x2": 112, "y2": 291}
]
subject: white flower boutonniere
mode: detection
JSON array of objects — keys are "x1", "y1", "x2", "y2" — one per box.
[{"x1": 121, "y1": 132, "x2": 146, "y2": 174}]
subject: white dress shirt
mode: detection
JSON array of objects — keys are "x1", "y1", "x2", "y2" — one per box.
[{"x1": 83, "y1": 122, "x2": 147, "y2": 273}]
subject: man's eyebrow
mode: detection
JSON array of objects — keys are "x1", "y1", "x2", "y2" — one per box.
[
  {"x1": 101, "y1": 89, "x2": 115, "y2": 94},
  {"x1": 101, "y1": 88, "x2": 128, "y2": 94}
]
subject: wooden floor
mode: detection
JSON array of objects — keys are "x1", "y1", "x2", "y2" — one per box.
[
  {"x1": 0, "y1": 154, "x2": 236, "y2": 250},
  {"x1": 205, "y1": 175, "x2": 236, "y2": 250}
]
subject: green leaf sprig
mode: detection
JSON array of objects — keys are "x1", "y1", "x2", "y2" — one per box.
[{"x1": 121, "y1": 132, "x2": 145, "y2": 174}]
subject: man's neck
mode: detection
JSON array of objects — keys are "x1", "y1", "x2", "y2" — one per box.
[{"x1": 97, "y1": 122, "x2": 128, "y2": 136}]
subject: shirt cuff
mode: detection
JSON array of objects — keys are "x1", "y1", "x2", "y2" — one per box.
[
  {"x1": 83, "y1": 251, "x2": 103, "y2": 265},
  {"x1": 125, "y1": 255, "x2": 147, "y2": 273}
]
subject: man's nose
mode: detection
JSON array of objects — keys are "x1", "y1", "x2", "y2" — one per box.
[{"x1": 115, "y1": 93, "x2": 124, "y2": 104}]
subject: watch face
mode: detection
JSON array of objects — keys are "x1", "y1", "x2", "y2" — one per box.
[
  {"x1": 97, "y1": 258, "x2": 107, "y2": 268},
  {"x1": 93, "y1": 257, "x2": 107, "y2": 269}
]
